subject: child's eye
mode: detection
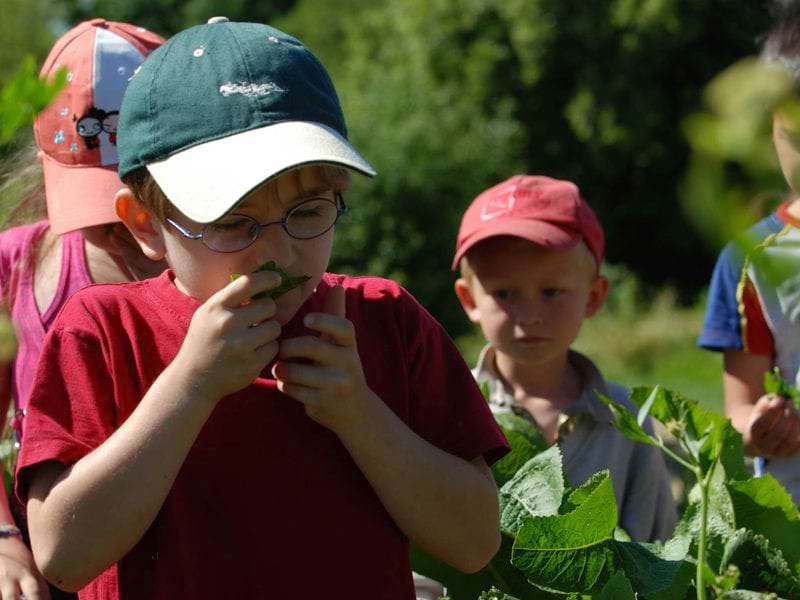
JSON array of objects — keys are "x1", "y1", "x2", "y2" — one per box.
[
  {"x1": 543, "y1": 288, "x2": 562, "y2": 298},
  {"x1": 493, "y1": 290, "x2": 515, "y2": 300}
]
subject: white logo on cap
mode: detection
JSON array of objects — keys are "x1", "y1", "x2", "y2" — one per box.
[
  {"x1": 480, "y1": 195, "x2": 515, "y2": 221},
  {"x1": 219, "y1": 81, "x2": 286, "y2": 98}
]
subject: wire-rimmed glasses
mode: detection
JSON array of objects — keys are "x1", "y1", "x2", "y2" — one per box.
[{"x1": 166, "y1": 193, "x2": 347, "y2": 253}]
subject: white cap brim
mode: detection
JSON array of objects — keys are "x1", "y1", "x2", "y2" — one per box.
[{"x1": 146, "y1": 121, "x2": 376, "y2": 223}]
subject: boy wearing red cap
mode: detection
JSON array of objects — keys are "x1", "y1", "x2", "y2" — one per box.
[{"x1": 453, "y1": 175, "x2": 676, "y2": 542}]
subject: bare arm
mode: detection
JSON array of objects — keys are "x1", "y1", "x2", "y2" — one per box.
[
  {"x1": 25, "y1": 271, "x2": 283, "y2": 592},
  {"x1": 0, "y1": 360, "x2": 51, "y2": 599},
  {"x1": 723, "y1": 348, "x2": 800, "y2": 457}
]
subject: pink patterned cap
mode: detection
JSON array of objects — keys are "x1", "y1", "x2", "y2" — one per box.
[{"x1": 34, "y1": 19, "x2": 164, "y2": 234}]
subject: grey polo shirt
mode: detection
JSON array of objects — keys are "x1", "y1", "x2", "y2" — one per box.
[{"x1": 474, "y1": 345, "x2": 677, "y2": 542}]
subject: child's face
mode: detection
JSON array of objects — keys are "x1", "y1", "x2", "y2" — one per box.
[
  {"x1": 773, "y1": 111, "x2": 800, "y2": 193},
  {"x1": 158, "y1": 166, "x2": 338, "y2": 323},
  {"x1": 455, "y1": 237, "x2": 608, "y2": 368}
]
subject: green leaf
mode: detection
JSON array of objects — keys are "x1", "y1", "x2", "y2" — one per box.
[
  {"x1": 763, "y1": 367, "x2": 800, "y2": 410},
  {"x1": 511, "y1": 470, "x2": 618, "y2": 593},
  {"x1": 597, "y1": 392, "x2": 658, "y2": 447},
  {"x1": 230, "y1": 261, "x2": 311, "y2": 300},
  {"x1": 0, "y1": 56, "x2": 67, "y2": 143},
  {"x1": 629, "y1": 386, "x2": 747, "y2": 480},
  {"x1": 596, "y1": 571, "x2": 635, "y2": 599},
  {"x1": 727, "y1": 475, "x2": 800, "y2": 572},
  {"x1": 498, "y1": 445, "x2": 564, "y2": 535},
  {"x1": 721, "y1": 529, "x2": 800, "y2": 598},
  {"x1": 613, "y1": 538, "x2": 693, "y2": 599},
  {"x1": 492, "y1": 413, "x2": 548, "y2": 488}
]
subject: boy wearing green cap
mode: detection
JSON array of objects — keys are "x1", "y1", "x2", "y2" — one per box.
[{"x1": 16, "y1": 19, "x2": 508, "y2": 598}]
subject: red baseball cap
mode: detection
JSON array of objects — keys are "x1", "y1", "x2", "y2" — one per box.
[
  {"x1": 34, "y1": 19, "x2": 164, "y2": 234},
  {"x1": 452, "y1": 175, "x2": 605, "y2": 270}
]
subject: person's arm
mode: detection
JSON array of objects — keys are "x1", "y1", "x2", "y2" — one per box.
[
  {"x1": 723, "y1": 348, "x2": 800, "y2": 457},
  {"x1": 0, "y1": 360, "x2": 51, "y2": 600},
  {"x1": 25, "y1": 270, "x2": 283, "y2": 592},
  {"x1": 274, "y1": 286, "x2": 500, "y2": 573}
]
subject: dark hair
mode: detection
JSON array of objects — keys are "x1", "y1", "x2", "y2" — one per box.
[{"x1": 762, "y1": 2, "x2": 800, "y2": 89}]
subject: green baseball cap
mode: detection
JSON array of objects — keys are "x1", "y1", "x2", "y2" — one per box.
[{"x1": 117, "y1": 17, "x2": 375, "y2": 224}]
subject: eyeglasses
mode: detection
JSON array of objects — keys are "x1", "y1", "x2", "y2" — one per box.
[{"x1": 166, "y1": 193, "x2": 347, "y2": 253}]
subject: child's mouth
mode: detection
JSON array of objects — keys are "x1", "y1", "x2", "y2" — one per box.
[{"x1": 231, "y1": 261, "x2": 311, "y2": 300}]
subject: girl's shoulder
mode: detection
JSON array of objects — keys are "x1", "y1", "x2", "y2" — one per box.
[{"x1": 0, "y1": 220, "x2": 49, "y2": 257}]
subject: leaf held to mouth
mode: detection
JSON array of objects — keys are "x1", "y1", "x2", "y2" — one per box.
[{"x1": 231, "y1": 261, "x2": 311, "y2": 300}]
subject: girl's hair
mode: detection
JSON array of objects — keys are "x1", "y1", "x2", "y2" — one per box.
[
  {"x1": 122, "y1": 164, "x2": 352, "y2": 225},
  {"x1": 0, "y1": 141, "x2": 47, "y2": 229},
  {"x1": 762, "y1": 3, "x2": 800, "y2": 90}
]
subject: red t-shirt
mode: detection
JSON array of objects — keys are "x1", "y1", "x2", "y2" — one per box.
[{"x1": 17, "y1": 270, "x2": 508, "y2": 599}]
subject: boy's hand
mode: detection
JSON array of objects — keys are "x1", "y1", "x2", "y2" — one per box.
[
  {"x1": 747, "y1": 393, "x2": 800, "y2": 457},
  {"x1": 273, "y1": 285, "x2": 374, "y2": 433},
  {"x1": 174, "y1": 270, "x2": 283, "y2": 401}
]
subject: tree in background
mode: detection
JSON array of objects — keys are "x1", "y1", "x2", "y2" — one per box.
[{"x1": 16, "y1": 0, "x2": 778, "y2": 337}]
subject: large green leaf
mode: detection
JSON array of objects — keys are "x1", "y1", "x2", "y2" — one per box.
[
  {"x1": 511, "y1": 470, "x2": 618, "y2": 593},
  {"x1": 629, "y1": 386, "x2": 747, "y2": 480},
  {"x1": 596, "y1": 571, "x2": 635, "y2": 599},
  {"x1": 727, "y1": 475, "x2": 800, "y2": 573},
  {"x1": 721, "y1": 529, "x2": 800, "y2": 598},
  {"x1": 499, "y1": 445, "x2": 563, "y2": 536},
  {"x1": 492, "y1": 413, "x2": 548, "y2": 488},
  {"x1": 613, "y1": 537, "x2": 693, "y2": 599}
]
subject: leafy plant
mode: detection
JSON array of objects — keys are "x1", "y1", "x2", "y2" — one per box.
[
  {"x1": 764, "y1": 367, "x2": 800, "y2": 410},
  {"x1": 230, "y1": 261, "x2": 310, "y2": 300},
  {"x1": 413, "y1": 385, "x2": 800, "y2": 599},
  {"x1": 0, "y1": 56, "x2": 66, "y2": 145}
]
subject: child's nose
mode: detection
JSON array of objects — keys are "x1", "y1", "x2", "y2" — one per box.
[
  {"x1": 515, "y1": 301, "x2": 543, "y2": 326},
  {"x1": 251, "y1": 221, "x2": 294, "y2": 265}
]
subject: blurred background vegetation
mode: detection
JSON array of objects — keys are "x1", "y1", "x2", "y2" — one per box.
[{"x1": 1, "y1": 0, "x2": 789, "y2": 413}]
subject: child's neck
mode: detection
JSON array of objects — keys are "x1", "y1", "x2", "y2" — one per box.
[{"x1": 493, "y1": 349, "x2": 581, "y2": 410}]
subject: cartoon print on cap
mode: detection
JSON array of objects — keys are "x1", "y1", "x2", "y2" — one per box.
[{"x1": 74, "y1": 108, "x2": 120, "y2": 149}]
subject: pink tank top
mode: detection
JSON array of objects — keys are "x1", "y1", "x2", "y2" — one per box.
[{"x1": 0, "y1": 220, "x2": 92, "y2": 438}]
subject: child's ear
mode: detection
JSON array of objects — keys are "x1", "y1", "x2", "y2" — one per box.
[
  {"x1": 115, "y1": 188, "x2": 166, "y2": 261},
  {"x1": 454, "y1": 278, "x2": 482, "y2": 324},
  {"x1": 585, "y1": 275, "x2": 609, "y2": 318}
]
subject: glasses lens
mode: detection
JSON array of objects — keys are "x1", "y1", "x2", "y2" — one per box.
[
  {"x1": 203, "y1": 215, "x2": 259, "y2": 252},
  {"x1": 285, "y1": 198, "x2": 339, "y2": 239}
]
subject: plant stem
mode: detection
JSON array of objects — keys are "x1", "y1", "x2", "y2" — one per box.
[
  {"x1": 695, "y1": 467, "x2": 710, "y2": 600},
  {"x1": 657, "y1": 439, "x2": 696, "y2": 473}
]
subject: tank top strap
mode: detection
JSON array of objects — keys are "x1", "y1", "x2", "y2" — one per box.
[{"x1": 40, "y1": 230, "x2": 92, "y2": 328}]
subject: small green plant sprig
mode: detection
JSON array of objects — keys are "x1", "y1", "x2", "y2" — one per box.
[
  {"x1": 764, "y1": 367, "x2": 800, "y2": 410},
  {"x1": 230, "y1": 261, "x2": 310, "y2": 300}
]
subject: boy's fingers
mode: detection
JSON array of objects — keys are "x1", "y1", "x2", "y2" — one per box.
[
  {"x1": 278, "y1": 335, "x2": 333, "y2": 364},
  {"x1": 272, "y1": 361, "x2": 331, "y2": 389},
  {"x1": 304, "y1": 313, "x2": 355, "y2": 347},
  {"x1": 219, "y1": 271, "x2": 282, "y2": 308},
  {"x1": 322, "y1": 285, "x2": 346, "y2": 319}
]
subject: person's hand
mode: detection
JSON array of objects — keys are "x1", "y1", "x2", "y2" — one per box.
[
  {"x1": 746, "y1": 393, "x2": 800, "y2": 457},
  {"x1": 273, "y1": 285, "x2": 374, "y2": 433},
  {"x1": 0, "y1": 536, "x2": 50, "y2": 600},
  {"x1": 173, "y1": 270, "x2": 282, "y2": 401}
]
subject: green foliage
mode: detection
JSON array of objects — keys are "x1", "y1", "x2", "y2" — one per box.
[
  {"x1": 416, "y1": 384, "x2": 800, "y2": 598},
  {"x1": 230, "y1": 261, "x2": 310, "y2": 300},
  {"x1": 55, "y1": 0, "x2": 296, "y2": 37},
  {"x1": 0, "y1": 57, "x2": 67, "y2": 145},
  {"x1": 764, "y1": 367, "x2": 800, "y2": 410}
]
